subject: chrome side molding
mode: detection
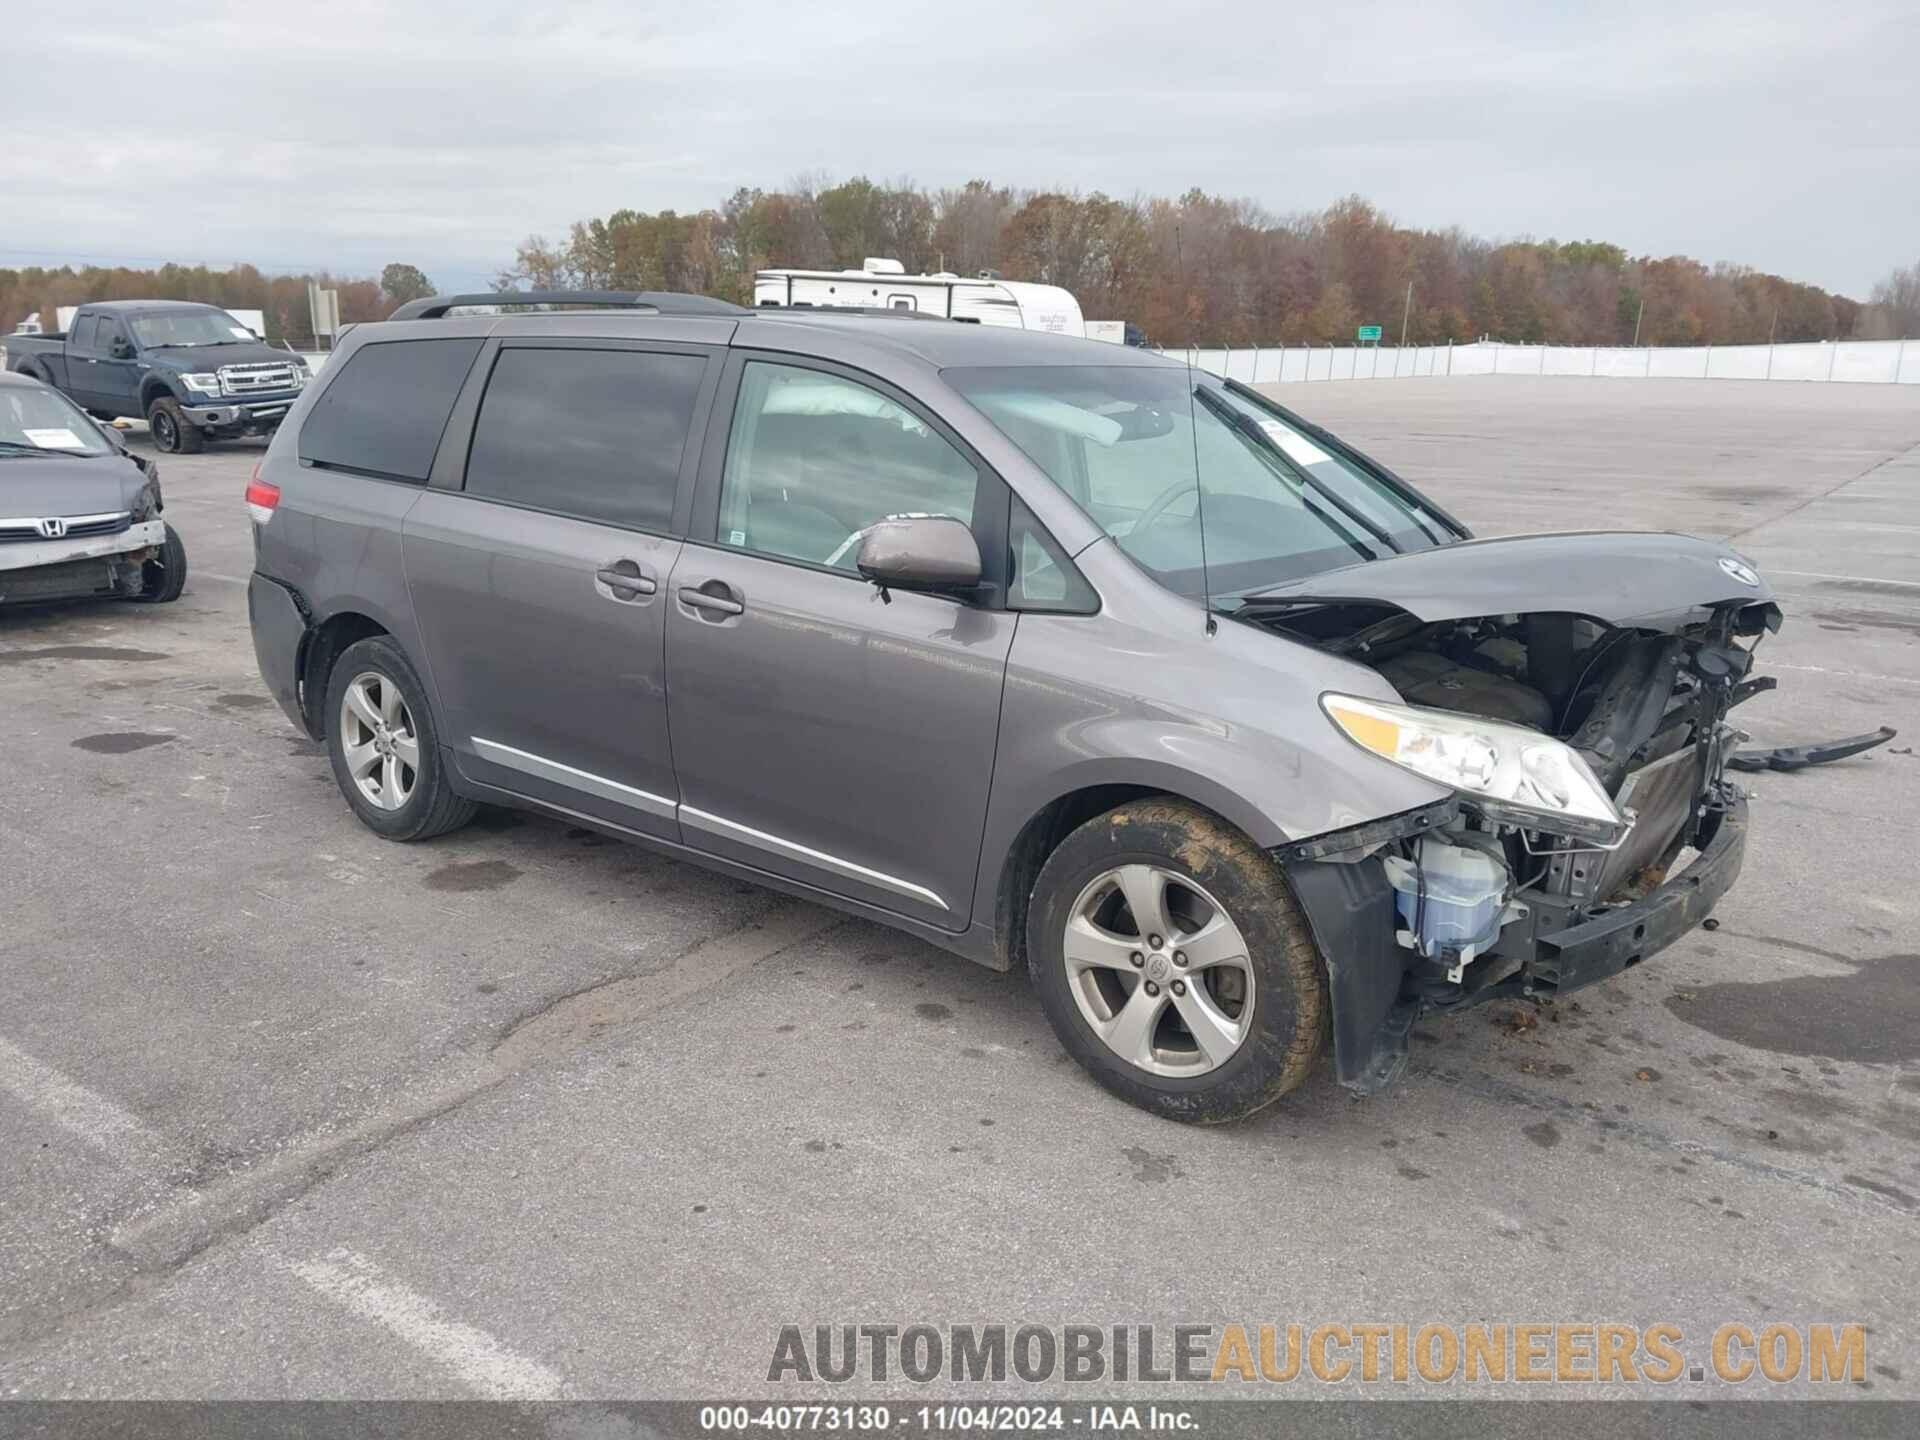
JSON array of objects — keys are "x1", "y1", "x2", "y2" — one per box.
[
  {"x1": 472, "y1": 737, "x2": 676, "y2": 819},
  {"x1": 469, "y1": 738, "x2": 948, "y2": 912}
]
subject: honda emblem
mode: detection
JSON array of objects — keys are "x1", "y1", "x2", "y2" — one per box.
[{"x1": 34, "y1": 517, "x2": 68, "y2": 539}]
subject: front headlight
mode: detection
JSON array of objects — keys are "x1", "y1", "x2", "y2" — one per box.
[
  {"x1": 180, "y1": 372, "x2": 223, "y2": 397},
  {"x1": 1322, "y1": 693, "x2": 1625, "y2": 843}
]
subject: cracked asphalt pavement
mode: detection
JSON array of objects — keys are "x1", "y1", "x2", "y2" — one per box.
[{"x1": 1, "y1": 377, "x2": 1916, "y2": 1401}]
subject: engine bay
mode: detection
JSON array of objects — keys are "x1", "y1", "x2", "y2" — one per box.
[{"x1": 1247, "y1": 596, "x2": 1781, "y2": 1004}]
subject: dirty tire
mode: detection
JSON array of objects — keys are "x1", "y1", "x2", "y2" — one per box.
[
  {"x1": 1027, "y1": 798, "x2": 1328, "y2": 1124},
  {"x1": 146, "y1": 396, "x2": 203, "y2": 454},
  {"x1": 323, "y1": 636, "x2": 477, "y2": 842},
  {"x1": 131, "y1": 523, "x2": 187, "y2": 603}
]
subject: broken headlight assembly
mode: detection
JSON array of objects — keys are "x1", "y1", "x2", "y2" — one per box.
[{"x1": 1321, "y1": 693, "x2": 1627, "y2": 846}]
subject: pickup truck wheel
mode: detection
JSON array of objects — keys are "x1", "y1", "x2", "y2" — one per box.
[
  {"x1": 323, "y1": 637, "x2": 477, "y2": 842},
  {"x1": 1027, "y1": 798, "x2": 1328, "y2": 1124},
  {"x1": 131, "y1": 524, "x2": 187, "y2": 603},
  {"x1": 146, "y1": 397, "x2": 203, "y2": 454}
]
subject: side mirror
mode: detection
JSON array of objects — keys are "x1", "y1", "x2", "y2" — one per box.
[
  {"x1": 110, "y1": 338, "x2": 133, "y2": 359},
  {"x1": 94, "y1": 420, "x2": 127, "y2": 449},
  {"x1": 856, "y1": 516, "x2": 983, "y2": 597}
]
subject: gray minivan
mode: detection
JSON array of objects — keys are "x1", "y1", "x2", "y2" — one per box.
[{"x1": 248, "y1": 292, "x2": 1778, "y2": 1121}]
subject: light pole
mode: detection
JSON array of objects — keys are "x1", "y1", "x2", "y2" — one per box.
[{"x1": 1398, "y1": 279, "x2": 1413, "y2": 350}]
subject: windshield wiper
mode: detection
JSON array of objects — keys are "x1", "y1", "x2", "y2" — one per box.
[
  {"x1": 1192, "y1": 386, "x2": 1404, "y2": 557},
  {"x1": 1221, "y1": 379, "x2": 1457, "y2": 546},
  {"x1": 0, "y1": 440, "x2": 87, "y2": 459}
]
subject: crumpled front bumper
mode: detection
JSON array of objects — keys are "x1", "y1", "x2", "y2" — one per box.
[
  {"x1": 0, "y1": 519, "x2": 166, "y2": 603},
  {"x1": 1528, "y1": 795, "x2": 1745, "y2": 993},
  {"x1": 1283, "y1": 792, "x2": 1748, "y2": 1094},
  {"x1": 0, "y1": 519, "x2": 166, "y2": 574}
]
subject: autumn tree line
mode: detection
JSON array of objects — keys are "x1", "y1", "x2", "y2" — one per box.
[
  {"x1": 6, "y1": 184, "x2": 1917, "y2": 348},
  {"x1": 501, "y1": 183, "x2": 1918, "y2": 347}
]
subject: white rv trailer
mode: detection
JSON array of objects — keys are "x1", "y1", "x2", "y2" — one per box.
[{"x1": 753, "y1": 258, "x2": 1084, "y2": 338}]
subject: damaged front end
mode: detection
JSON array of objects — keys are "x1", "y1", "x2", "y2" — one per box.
[{"x1": 1245, "y1": 535, "x2": 1803, "y2": 1093}]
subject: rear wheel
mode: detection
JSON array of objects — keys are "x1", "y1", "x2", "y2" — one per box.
[
  {"x1": 131, "y1": 523, "x2": 187, "y2": 603},
  {"x1": 146, "y1": 397, "x2": 203, "y2": 454},
  {"x1": 323, "y1": 636, "x2": 476, "y2": 842},
  {"x1": 1027, "y1": 798, "x2": 1328, "y2": 1123}
]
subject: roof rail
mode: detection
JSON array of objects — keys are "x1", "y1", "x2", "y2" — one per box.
[{"x1": 388, "y1": 290, "x2": 749, "y2": 322}]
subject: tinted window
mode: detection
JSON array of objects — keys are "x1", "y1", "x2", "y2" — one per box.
[
  {"x1": 299, "y1": 338, "x2": 482, "y2": 482},
  {"x1": 71, "y1": 316, "x2": 97, "y2": 351},
  {"x1": 97, "y1": 321, "x2": 127, "y2": 355},
  {"x1": 464, "y1": 348, "x2": 705, "y2": 531},
  {"x1": 718, "y1": 362, "x2": 978, "y2": 572}
]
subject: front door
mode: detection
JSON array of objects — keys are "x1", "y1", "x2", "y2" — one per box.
[
  {"x1": 665, "y1": 357, "x2": 1016, "y2": 930},
  {"x1": 403, "y1": 339, "x2": 719, "y2": 839}
]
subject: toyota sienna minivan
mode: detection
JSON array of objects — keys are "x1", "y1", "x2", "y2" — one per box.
[{"x1": 247, "y1": 291, "x2": 1778, "y2": 1122}]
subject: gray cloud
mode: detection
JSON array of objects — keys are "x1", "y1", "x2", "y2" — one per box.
[{"x1": 3, "y1": 0, "x2": 1913, "y2": 295}]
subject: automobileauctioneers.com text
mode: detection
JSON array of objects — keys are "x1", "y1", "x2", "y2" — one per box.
[{"x1": 767, "y1": 1322, "x2": 1867, "y2": 1387}]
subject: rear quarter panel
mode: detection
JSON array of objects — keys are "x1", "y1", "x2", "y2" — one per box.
[{"x1": 252, "y1": 375, "x2": 442, "y2": 716}]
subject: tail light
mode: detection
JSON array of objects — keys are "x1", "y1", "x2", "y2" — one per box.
[{"x1": 245, "y1": 463, "x2": 280, "y2": 525}]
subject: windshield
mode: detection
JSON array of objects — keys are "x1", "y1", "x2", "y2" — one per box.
[
  {"x1": 946, "y1": 365, "x2": 1453, "y2": 600},
  {"x1": 0, "y1": 384, "x2": 113, "y2": 456},
  {"x1": 129, "y1": 309, "x2": 256, "y2": 348}
]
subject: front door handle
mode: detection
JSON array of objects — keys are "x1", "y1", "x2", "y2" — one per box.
[
  {"x1": 678, "y1": 585, "x2": 744, "y2": 618},
  {"x1": 595, "y1": 561, "x2": 656, "y2": 600}
]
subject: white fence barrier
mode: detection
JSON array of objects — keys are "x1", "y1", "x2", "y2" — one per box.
[{"x1": 1154, "y1": 338, "x2": 1919, "y2": 385}]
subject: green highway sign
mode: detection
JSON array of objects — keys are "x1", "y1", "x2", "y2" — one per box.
[{"x1": 1356, "y1": 325, "x2": 1383, "y2": 342}]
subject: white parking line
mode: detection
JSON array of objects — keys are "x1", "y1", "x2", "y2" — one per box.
[
  {"x1": 1766, "y1": 568, "x2": 1920, "y2": 590},
  {"x1": 0, "y1": 1035, "x2": 166, "y2": 1169},
  {"x1": 284, "y1": 1249, "x2": 566, "y2": 1399}
]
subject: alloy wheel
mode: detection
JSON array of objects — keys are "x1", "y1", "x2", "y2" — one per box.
[
  {"x1": 1062, "y1": 864, "x2": 1256, "y2": 1076},
  {"x1": 338, "y1": 671, "x2": 419, "y2": 811}
]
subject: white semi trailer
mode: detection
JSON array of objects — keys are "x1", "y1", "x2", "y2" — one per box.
[{"x1": 753, "y1": 258, "x2": 1084, "y2": 337}]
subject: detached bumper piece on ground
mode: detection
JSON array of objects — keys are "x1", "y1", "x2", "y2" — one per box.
[{"x1": 1728, "y1": 726, "x2": 1897, "y2": 772}]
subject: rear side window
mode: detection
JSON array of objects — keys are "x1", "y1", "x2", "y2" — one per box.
[
  {"x1": 299, "y1": 338, "x2": 482, "y2": 482},
  {"x1": 463, "y1": 347, "x2": 706, "y2": 531},
  {"x1": 71, "y1": 316, "x2": 98, "y2": 350}
]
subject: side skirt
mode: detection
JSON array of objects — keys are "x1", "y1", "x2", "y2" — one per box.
[{"x1": 447, "y1": 765, "x2": 1001, "y2": 971}]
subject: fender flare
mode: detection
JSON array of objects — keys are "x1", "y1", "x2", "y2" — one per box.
[{"x1": 139, "y1": 376, "x2": 181, "y2": 413}]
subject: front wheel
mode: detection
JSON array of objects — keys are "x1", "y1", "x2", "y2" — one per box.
[
  {"x1": 1027, "y1": 798, "x2": 1328, "y2": 1123},
  {"x1": 146, "y1": 397, "x2": 206, "y2": 454},
  {"x1": 130, "y1": 523, "x2": 187, "y2": 603},
  {"x1": 322, "y1": 637, "x2": 477, "y2": 842}
]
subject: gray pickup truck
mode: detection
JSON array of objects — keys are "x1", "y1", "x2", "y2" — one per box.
[{"x1": 5, "y1": 300, "x2": 311, "y2": 453}]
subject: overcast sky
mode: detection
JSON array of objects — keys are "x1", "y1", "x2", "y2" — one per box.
[{"x1": 4, "y1": 1, "x2": 1915, "y2": 297}]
